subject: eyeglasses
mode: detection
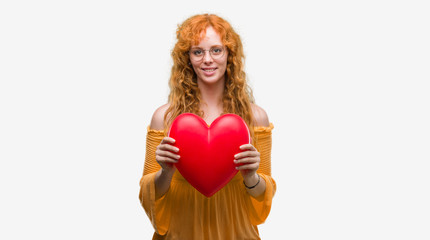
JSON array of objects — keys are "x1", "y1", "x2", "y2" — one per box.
[{"x1": 189, "y1": 46, "x2": 226, "y2": 61}]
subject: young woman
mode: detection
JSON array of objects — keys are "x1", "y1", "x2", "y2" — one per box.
[{"x1": 139, "y1": 14, "x2": 276, "y2": 239}]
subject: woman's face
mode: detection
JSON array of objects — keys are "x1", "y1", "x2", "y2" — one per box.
[{"x1": 189, "y1": 26, "x2": 228, "y2": 86}]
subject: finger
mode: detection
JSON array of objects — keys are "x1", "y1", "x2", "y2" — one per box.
[
  {"x1": 234, "y1": 151, "x2": 259, "y2": 159},
  {"x1": 239, "y1": 144, "x2": 256, "y2": 151},
  {"x1": 161, "y1": 137, "x2": 176, "y2": 144},
  {"x1": 158, "y1": 144, "x2": 179, "y2": 153},
  {"x1": 234, "y1": 157, "x2": 259, "y2": 165},
  {"x1": 235, "y1": 163, "x2": 259, "y2": 171},
  {"x1": 156, "y1": 155, "x2": 179, "y2": 163},
  {"x1": 156, "y1": 149, "x2": 180, "y2": 160}
]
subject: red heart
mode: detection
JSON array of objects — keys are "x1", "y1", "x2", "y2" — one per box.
[{"x1": 168, "y1": 113, "x2": 250, "y2": 197}]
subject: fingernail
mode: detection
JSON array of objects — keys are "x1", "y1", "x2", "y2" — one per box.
[
  {"x1": 234, "y1": 154, "x2": 238, "y2": 158},
  {"x1": 235, "y1": 167, "x2": 239, "y2": 170},
  {"x1": 175, "y1": 148, "x2": 179, "y2": 152}
]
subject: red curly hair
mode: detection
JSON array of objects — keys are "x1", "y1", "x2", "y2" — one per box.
[{"x1": 164, "y1": 13, "x2": 255, "y2": 137}]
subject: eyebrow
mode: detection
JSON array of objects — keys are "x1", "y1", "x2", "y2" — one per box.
[{"x1": 190, "y1": 45, "x2": 223, "y2": 49}]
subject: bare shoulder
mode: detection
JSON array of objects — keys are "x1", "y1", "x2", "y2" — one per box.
[
  {"x1": 150, "y1": 103, "x2": 170, "y2": 130},
  {"x1": 251, "y1": 103, "x2": 270, "y2": 127}
]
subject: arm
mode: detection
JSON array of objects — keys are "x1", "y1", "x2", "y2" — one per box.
[
  {"x1": 138, "y1": 104, "x2": 177, "y2": 235},
  {"x1": 238, "y1": 104, "x2": 276, "y2": 225},
  {"x1": 149, "y1": 104, "x2": 180, "y2": 200},
  {"x1": 235, "y1": 104, "x2": 271, "y2": 198}
]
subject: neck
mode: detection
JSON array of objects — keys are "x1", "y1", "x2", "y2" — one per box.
[{"x1": 197, "y1": 79, "x2": 225, "y2": 111}]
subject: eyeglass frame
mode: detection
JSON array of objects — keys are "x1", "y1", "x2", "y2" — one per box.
[{"x1": 188, "y1": 45, "x2": 227, "y2": 62}]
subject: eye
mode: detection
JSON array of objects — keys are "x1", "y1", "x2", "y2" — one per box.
[
  {"x1": 211, "y1": 47, "x2": 223, "y2": 55},
  {"x1": 192, "y1": 49, "x2": 203, "y2": 56}
]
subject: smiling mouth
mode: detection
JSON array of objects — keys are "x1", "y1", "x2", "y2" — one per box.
[{"x1": 202, "y1": 68, "x2": 217, "y2": 72}]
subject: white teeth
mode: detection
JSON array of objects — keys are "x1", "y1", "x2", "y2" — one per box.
[{"x1": 203, "y1": 68, "x2": 216, "y2": 72}]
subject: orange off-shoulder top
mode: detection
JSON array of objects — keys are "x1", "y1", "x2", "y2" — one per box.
[{"x1": 139, "y1": 124, "x2": 276, "y2": 240}]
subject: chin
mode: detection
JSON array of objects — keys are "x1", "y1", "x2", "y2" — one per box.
[{"x1": 198, "y1": 76, "x2": 223, "y2": 85}]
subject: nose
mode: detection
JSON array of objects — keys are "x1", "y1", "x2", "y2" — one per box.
[{"x1": 202, "y1": 50, "x2": 213, "y2": 63}]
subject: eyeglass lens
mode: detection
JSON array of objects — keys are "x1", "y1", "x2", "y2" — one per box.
[{"x1": 189, "y1": 46, "x2": 224, "y2": 61}]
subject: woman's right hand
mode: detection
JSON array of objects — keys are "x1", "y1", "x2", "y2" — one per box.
[{"x1": 155, "y1": 137, "x2": 180, "y2": 174}]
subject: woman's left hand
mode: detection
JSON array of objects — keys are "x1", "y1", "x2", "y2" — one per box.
[{"x1": 234, "y1": 144, "x2": 260, "y2": 181}]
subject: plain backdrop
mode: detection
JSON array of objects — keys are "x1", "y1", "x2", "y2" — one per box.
[{"x1": 1, "y1": 0, "x2": 429, "y2": 239}]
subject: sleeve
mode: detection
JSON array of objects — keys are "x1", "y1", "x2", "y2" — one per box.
[
  {"x1": 138, "y1": 127, "x2": 171, "y2": 235},
  {"x1": 245, "y1": 123, "x2": 277, "y2": 225}
]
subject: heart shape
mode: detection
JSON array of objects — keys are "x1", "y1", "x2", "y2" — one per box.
[{"x1": 168, "y1": 113, "x2": 250, "y2": 197}]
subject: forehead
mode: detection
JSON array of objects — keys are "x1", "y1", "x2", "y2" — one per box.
[{"x1": 193, "y1": 26, "x2": 223, "y2": 47}]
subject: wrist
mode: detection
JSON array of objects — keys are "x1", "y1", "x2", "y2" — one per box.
[
  {"x1": 160, "y1": 168, "x2": 175, "y2": 179},
  {"x1": 243, "y1": 173, "x2": 260, "y2": 189}
]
